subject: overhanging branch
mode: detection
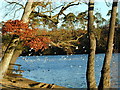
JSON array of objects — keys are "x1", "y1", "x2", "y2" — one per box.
[
  {"x1": 32, "y1": 11, "x2": 58, "y2": 24},
  {"x1": 57, "y1": 1, "x2": 81, "y2": 20},
  {"x1": 5, "y1": 0, "x2": 25, "y2": 9},
  {"x1": 50, "y1": 33, "x2": 86, "y2": 48},
  {"x1": 32, "y1": 1, "x2": 80, "y2": 25}
]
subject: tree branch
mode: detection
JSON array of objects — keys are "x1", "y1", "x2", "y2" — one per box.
[
  {"x1": 4, "y1": 4, "x2": 17, "y2": 18},
  {"x1": 5, "y1": 0, "x2": 25, "y2": 9},
  {"x1": 57, "y1": 1, "x2": 80, "y2": 22},
  {"x1": 52, "y1": 5, "x2": 63, "y2": 11},
  {"x1": 13, "y1": 7, "x2": 23, "y2": 19},
  {"x1": 50, "y1": 33, "x2": 86, "y2": 48},
  {"x1": 32, "y1": 1, "x2": 80, "y2": 25},
  {"x1": 32, "y1": 11, "x2": 58, "y2": 24}
]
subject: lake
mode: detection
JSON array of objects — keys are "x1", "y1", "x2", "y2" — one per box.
[{"x1": 16, "y1": 53, "x2": 119, "y2": 88}]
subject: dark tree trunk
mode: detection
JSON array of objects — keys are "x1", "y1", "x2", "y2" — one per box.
[
  {"x1": 86, "y1": 0, "x2": 97, "y2": 88},
  {"x1": 98, "y1": 0, "x2": 118, "y2": 89}
]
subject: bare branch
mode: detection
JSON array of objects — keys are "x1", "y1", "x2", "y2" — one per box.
[
  {"x1": 104, "y1": 0, "x2": 112, "y2": 7},
  {"x1": 52, "y1": 4, "x2": 63, "y2": 11},
  {"x1": 40, "y1": 10, "x2": 53, "y2": 14},
  {"x1": 68, "y1": 0, "x2": 79, "y2": 5},
  {"x1": 57, "y1": 1, "x2": 81, "y2": 22},
  {"x1": 32, "y1": 11, "x2": 58, "y2": 24},
  {"x1": 67, "y1": 34, "x2": 86, "y2": 43},
  {"x1": 5, "y1": 0, "x2": 25, "y2": 9},
  {"x1": 31, "y1": 1, "x2": 80, "y2": 25},
  {"x1": 13, "y1": 7, "x2": 23, "y2": 19},
  {"x1": 50, "y1": 33, "x2": 86, "y2": 49},
  {"x1": 4, "y1": 4, "x2": 17, "y2": 18}
]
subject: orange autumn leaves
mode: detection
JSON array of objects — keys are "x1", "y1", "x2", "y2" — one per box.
[{"x1": 2, "y1": 20, "x2": 50, "y2": 51}]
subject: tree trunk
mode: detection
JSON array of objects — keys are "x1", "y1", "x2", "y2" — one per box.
[
  {"x1": 86, "y1": 0, "x2": 97, "y2": 88},
  {"x1": 0, "y1": 0, "x2": 34, "y2": 79},
  {"x1": 0, "y1": 36, "x2": 19, "y2": 79},
  {"x1": 6, "y1": 0, "x2": 34, "y2": 72},
  {"x1": 6, "y1": 49, "x2": 23, "y2": 74},
  {"x1": 21, "y1": 0, "x2": 34, "y2": 23},
  {"x1": 98, "y1": 0, "x2": 118, "y2": 89},
  {"x1": 7, "y1": 0, "x2": 34, "y2": 71}
]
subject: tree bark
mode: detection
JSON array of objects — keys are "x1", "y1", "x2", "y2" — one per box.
[
  {"x1": 86, "y1": 0, "x2": 97, "y2": 88},
  {"x1": 98, "y1": 0, "x2": 118, "y2": 89},
  {"x1": 0, "y1": 36, "x2": 19, "y2": 79},
  {"x1": 0, "y1": 0, "x2": 34, "y2": 79},
  {"x1": 5, "y1": 0, "x2": 34, "y2": 74},
  {"x1": 21, "y1": 0, "x2": 34, "y2": 23},
  {"x1": 6, "y1": 49, "x2": 23, "y2": 74}
]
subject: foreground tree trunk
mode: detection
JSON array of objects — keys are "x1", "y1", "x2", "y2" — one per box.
[
  {"x1": 6, "y1": 49, "x2": 23, "y2": 74},
  {"x1": 0, "y1": 0, "x2": 34, "y2": 79},
  {"x1": 86, "y1": 0, "x2": 97, "y2": 88},
  {"x1": 0, "y1": 36, "x2": 19, "y2": 79},
  {"x1": 98, "y1": 0, "x2": 118, "y2": 89},
  {"x1": 7, "y1": 0, "x2": 34, "y2": 71}
]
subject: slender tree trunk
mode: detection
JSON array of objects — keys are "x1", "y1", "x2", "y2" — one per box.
[
  {"x1": 98, "y1": 0, "x2": 118, "y2": 89},
  {"x1": 6, "y1": 49, "x2": 23, "y2": 74},
  {"x1": 86, "y1": 0, "x2": 97, "y2": 88},
  {"x1": 0, "y1": 0, "x2": 34, "y2": 79},
  {"x1": 5, "y1": 0, "x2": 34, "y2": 73},
  {"x1": 21, "y1": 0, "x2": 34, "y2": 23},
  {"x1": 0, "y1": 36, "x2": 19, "y2": 79}
]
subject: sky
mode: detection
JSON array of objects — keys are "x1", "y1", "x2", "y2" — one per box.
[{"x1": 0, "y1": 0, "x2": 119, "y2": 22}]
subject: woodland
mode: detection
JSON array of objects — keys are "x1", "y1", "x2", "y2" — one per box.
[
  {"x1": 2, "y1": 3, "x2": 119, "y2": 56},
  {"x1": 0, "y1": 0, "x2": 119, "y2": 89}
]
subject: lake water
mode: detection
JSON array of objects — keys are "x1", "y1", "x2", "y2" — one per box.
[{"x1": 16, "y1": 53, "x2": 119, "y2": 88}]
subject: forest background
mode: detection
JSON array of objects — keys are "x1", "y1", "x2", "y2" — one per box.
[{"x1": 0, "y1": 0, "x2": 120, "y2": 56}]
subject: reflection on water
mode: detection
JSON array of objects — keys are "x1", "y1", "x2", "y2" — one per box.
[{"x1": 16, "y1": 53, "x2": 119, "y2": 88}]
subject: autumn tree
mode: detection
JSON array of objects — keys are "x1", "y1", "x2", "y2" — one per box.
[
  {"x1": 0, "y1": 0, "x2": 81, "y2": 78},
  {"x1": 1, "y1": 20, "x2": 50, "y2": 76},
  {"x1": 3, "y1": 0, "x2": 81, "y2": 54},
  {"x1": 1, "y1": 0, "x2": 53, "y2": 76},
  {"x1": 0, "y1": 0, "x2": 34, "y2": 79}
]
